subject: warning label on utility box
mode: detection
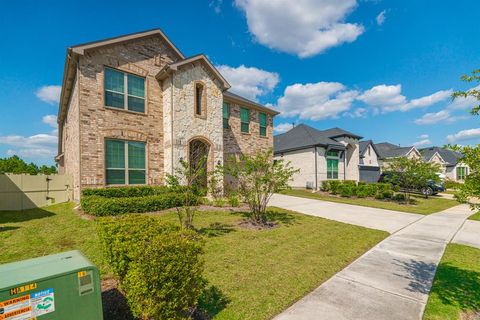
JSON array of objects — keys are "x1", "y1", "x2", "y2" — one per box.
[{"x1": 0, "y1": 288, "x2": 55, "y2": 319}]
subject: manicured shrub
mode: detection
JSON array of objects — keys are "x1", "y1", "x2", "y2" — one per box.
[
  {"x1": 357, "y1": 181, "x2": 367, "y2": 186},
  {"x1": 98, "y1": 215, "x2": 205, "y2": 319},
  {"x1": 394, "y1": 193, "x2": 406, "y2": 202},
  {"x1": 321, "y1": 181, "x2": 331, "y2": 192},
  {"x1": 329, "y1": 180, "x2": 341, "y2": 194},
  {"x1": 81, "y1": 192, "x2": 197, "y2": 216},
  {"x1": 365, "y1": 184, "x2": 378, "y2": 197},
  {"x1": 213, "y1": 198, "x2": 226, "y2": 207},
  {"x1": 82, "y1": 185, "x2": 187, "y2": 198},
  {"x1": 382, "y1": 190, "x2": 394, "y2": 199},
  {"x1": 123, "y1": 230, "x2": 205, "y2": 320},
  {"x1": 376, "y1": 183, "x2": 392, "y2": 192},
  {"x1": 97, "y1": 215, "x2": 178, "y2": 279},
  {"x1": 339, "y1": 184, "x2": 354, "y2": 197},
  {"x1": 343, "y1": 180, "x2": 357, "y2": 187},
  {"x1": 444, "y1": 179, "x2": 462, "y2": 190},
  {"x1": 375, "y1": 192, "x2": 385, "y2": 200},
  {"x1": 356, "y1": 184, "x2": 369, "y2": 198}
]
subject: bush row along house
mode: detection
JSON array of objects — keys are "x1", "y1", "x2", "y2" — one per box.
[
  {"x1": 273, "y1": 124, "x2": 469, "y2": 189},
  {"x1": 56, "y1": 29, "x2": 278, "y2": 200}
]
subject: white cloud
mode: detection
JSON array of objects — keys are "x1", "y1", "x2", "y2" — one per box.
[
  {"x1": 209, "y1": 0, "x2": 223, "y2": 14},
  {"x1": 413, "y1": 139, "x2": 432, "y2": 147},
  {"x1": 234, "y1": 0, "x2": 364, "y2": 58},
  {"x1": 376, "y1": 10, "x2": 386, "y2": 26},
  {"x1": 414, "y1": 110, "x2": 469, "y2": 125},
  {"x1": 271, "y1": 81, "x2": 358, "y2": 120},
  {"x1": 0, "y1": 133, "x2": 57, "y2": 159},
  {"x1": 344, "y1": 107, "x2": 368, "y2": 118},
  {"x1": 447, "y1": 128, "x2": 480, "y2": 143},
  {"x1": 418, "y1": 134, "x2": 429, "y2": 139},
  {"x1": 217, "y1": 65, "x2": 279, "y2": 101},
  {"x1": 42, "y1": 115, "x2": 58, "y2": 128},
  {"x1": 36, "y1": 85, "x2": 62, "y2": 104},
  {"x1": 274, "y1": 123, "x2": 295, "y2": 134},
  {"x1": 358, "y1": 84, "x2": 451, "y2": 113}
]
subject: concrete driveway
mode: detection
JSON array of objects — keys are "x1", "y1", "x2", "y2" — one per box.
[
  {"x1": 269, "y1": 194, "x2": 422, "y2": 233},
  {"x1": 270, "y1": 194, "x2": 473, "y2": 320}
]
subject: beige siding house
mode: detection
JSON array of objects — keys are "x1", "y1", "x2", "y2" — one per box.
[
  {"x1": 273, "y1": 124, "x2": 362, "y2": 189},
  {"x1": 56, "y1": 29, "x2": 278, "y2": 200}
]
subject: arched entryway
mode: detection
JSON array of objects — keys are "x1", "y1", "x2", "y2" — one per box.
[{"x1": 188, "y1": 138, "x2": 211, "y2": 188}]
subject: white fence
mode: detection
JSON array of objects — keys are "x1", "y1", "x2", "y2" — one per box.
[{"x1": 0, "y1": 174, "x2": 72, "y2": 211}]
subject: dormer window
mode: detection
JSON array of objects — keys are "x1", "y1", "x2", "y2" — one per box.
[{"x1": 195, "y1": 82, "x2": 205, "y2": 116}]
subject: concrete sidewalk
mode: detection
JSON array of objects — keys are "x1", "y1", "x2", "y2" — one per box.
[
  {"x1": 452, "y1": 219, "x2": 480, "y2": 249},
  {"x1": 269, "y1": 194, "x2": 422, "y2": 233},
  {"x1": 271, "y1": 195, "x2": 473, "y2": 320}
]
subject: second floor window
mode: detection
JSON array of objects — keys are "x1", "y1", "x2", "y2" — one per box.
[
  {"x1": 240, "y1": 107, "x2": 250, "y2": 133},
  {"x1": 104, "y1": 68, "x2": 145, "y2": 113},
  {"x1": 259, "y1": 112, "x2": 267, "y2": 137},
  {"x1": 195, "y1": 83, "x2": 205, "y2": 116},
  {"x1": 223, "y1": 102, "x2": 230, "y2": 129}
]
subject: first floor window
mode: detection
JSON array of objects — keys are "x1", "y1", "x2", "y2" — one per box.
[
  {"x1": 259, "y1": 112, "x2": 267, "y2": 137},
  {"x1": 105, "y1": 139, "x2": 146, "y2": 185},
  {"x1": 240, "y1": 107, "x2": 250, "y2": 133},
  {"x1": 223, "y1": 102, "x2": 230, "y2": 129},
  {"x1": 456, "y1": 167, "x2": 467, "y2": 180},
  {"x1": 327, "y1": 158, "x2": 339, "y2": 179},
  {"x1": 104, "y1": 67, "x2": 145, "y2": 113}
]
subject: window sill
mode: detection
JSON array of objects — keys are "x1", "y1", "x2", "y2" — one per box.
[
  {"x1": 194, "y1": 114, "x2": 207, "y2": 120},
  {"x1": 241, "y1": 132, "x2": 251, "y2": 136},
  {"x1": 105, "y1": 106, "x2": 148, "y2": 116}
]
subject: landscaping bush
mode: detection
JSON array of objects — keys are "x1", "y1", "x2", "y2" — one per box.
[
  {"x1": 339, "y1": 184, "x2": 354, "y2": 198},
  {"x1": 365, "y1": 184, "x2": 378, "y2": 197},
  {"x1": 213, "y1": 198, "x2": 226, "y2": 207},
  {"x1": 342, "y1": 180, "x2": 357, "y2": 187},
  {"x1": 329, "y1": 180, "x2": 341, "y2": 194},
  {"x1": 394, "y1": 193, "x2": 406, "y2": 202},
  {"x1": 81, "y1": 192, "x2": 197, "y2": 216},
  {"x1": 356, "y1": 184, "x2": 369, "y2": 198},
  {"x1": 376, "y1": 183, "x2": 392, "y2": 192},
  {"x1": 97, "y1": 215, "x2": 178, "y2": 279},
  {"x1": 444, "y1": 179, "x2": 462, "y2": 190},
  {"x1": 382, "y1": 190, "x2": 394, "y2": 199},
  {"x1": 98, "y1": 215, "x2": 205, "y2": 319},
  {"x1": 82, "y1": 185, "x2": 187, "y2": 198},
  {"x1": 374, "y1": 192, "x2": 385, "y2": 200},
  {"x1": 123, "y1": 230, "x2": 205, "y2": 320},
  {"x1": 321, "y1": 181, "x2": 331, "y2": 192}
]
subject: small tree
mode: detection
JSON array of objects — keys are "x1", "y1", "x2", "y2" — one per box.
[
  {"x1": 451, "y1": 69, "x2": 480, "y2": 210},
  {"x1": 387, "y1": 157, "x2": 441, "y2": 202},
  {"x1": 166, "y1": 157, "x2": 207, "y2": 229},
  {"x1": 223, "y1": 149, "x2": 298, "y2": 225}
]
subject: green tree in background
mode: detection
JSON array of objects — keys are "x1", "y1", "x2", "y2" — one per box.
[
  {"x1": 0, "y1": 155, "x2": 57, "y2": 175},
  {"x1": 450, "y1": 69, "x2": 480, "y2": 210}
]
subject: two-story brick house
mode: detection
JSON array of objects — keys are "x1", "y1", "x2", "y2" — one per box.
[{"x1": 56, "y1": 29, "x2": 278, "y2": 200}]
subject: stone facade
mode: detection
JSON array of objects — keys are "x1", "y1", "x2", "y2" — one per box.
[
  {"x1": 223, "y1": 99, "x2": 274, "y2": 158},
  {"x1": 57, "y1": 32, "x2": 277, "y2": 200}
]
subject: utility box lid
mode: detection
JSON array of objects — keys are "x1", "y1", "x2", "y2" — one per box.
[{"x1": 0, "y1": 250, "x2": 94, "y2": 290}]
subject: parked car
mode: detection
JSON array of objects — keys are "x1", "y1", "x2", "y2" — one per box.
[{"x1": 378, "y1": 172, "x2": 446, "y2": 196}]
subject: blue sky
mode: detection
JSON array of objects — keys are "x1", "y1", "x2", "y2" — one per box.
[{"x1": 1, "y1": 0, "x2": 479, "y2": 165}]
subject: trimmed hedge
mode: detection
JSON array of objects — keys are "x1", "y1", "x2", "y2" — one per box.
[
  {"x1": 98, "y1": 215, "x2": 205, "y2": 319},
  {"x1": 82, "y1": 185, "x2": 187, "y2": 198},
  {"x1": 81, "y1": 192, "x2": 197, "y2": 216},
  {"x1": 321, "y1": 180, "x2": 397, "y2": 199}
]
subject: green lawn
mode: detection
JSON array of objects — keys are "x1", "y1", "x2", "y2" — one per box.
[
  {"x1": 424, "y1": 244, "x2": 480, "y2": 320},
  {"x1": 0, "y1": 203, "x2": 387, "y2": 320},
  {"x1": 469, "y1": 212, "x2": 480, "y2": 221},
  {"x1": 281, "y1": 189, "x2": 459, "y2": 215}
]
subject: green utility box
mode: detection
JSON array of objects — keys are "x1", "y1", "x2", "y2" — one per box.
[{"x1": 0, "y1": 250, "x2": 103, "y2": 320}]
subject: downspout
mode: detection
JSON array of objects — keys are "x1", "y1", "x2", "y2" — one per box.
[
  {"x1": 170, "y1": 72, "x2": 175, "y2": 176},
  {"x1": 314, "y1": 146, "x2": 318, "y2": 190},
  {"x1": 343, "y1": 150, "x2": 346, "y2": 180}
]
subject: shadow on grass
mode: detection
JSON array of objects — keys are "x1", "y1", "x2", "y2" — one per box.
[
  {"x1": 0, "y1": 225, "x2": 20, "y2": 233},
  {"x1": 195, "y1": 285, "x2": 230, "y2": 320},
  {"x1": 0, "y1": 208, "x2": 55, "y2": 224},
  {"x1": 232, "y1": 209, "x2": 297, "y2": 226},
  {"x1": 430, "y1": 262, "x2": 480, "y2": 311},
  {"x1": 198, "y1": 223, "x2": 236, "y2": 237}
]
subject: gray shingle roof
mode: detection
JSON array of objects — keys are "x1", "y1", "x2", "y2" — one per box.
[
  {"x1": 374, "y1": 142, "x2": 415, "y2": 159},
  {"x1": 359, "y1": 140, "x2": 371, "y2": 156},
  {"x1": 274, "y1": 124, "x2": 360, "y2": 154},
  {"x1": 419, "y1": 147, "x2": 464, "y2": 166}
]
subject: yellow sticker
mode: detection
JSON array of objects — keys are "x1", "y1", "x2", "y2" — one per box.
[
  {"x1": 9, "y1": 283, "x2": 37, "y2": 296},
  {"x1": 77, "y1": 271, "x2": 87, "y2": 278}
]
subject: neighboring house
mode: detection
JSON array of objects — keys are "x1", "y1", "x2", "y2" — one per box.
[
  {"x1": 56, "y1": 29, "x2": 278, "y2": 200},
  {"x1": 273, "y1": 124, "x2": 362, "y2": 189},
  {"x1": 358, "y1": 140, "x2": 382, "y2": 183},
  {"x1": 419, "y1": 147, "x2": 469, "y2": 182},
  {"x1": 373, "y1": 142, "x2": 421, "y2": 168}
]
